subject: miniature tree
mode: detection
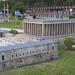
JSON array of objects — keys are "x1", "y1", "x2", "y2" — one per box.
[{"x1": 64, "y1": 37, "x2": 73, "y2": 50}]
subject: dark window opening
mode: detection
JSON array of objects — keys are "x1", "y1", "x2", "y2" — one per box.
[
  {"x1": 1, "y1": 33, "x2": 3, "y2": 37},
  {"x1": 19, "y1": 54, "x2": 21, "y2": 56},
  {"x1": 20, "y1": 59, "x2": 22, "y2": 63},
  {"x1": 52, "y1": 46, "x2": 54, "y2": 50},
  {"x1": 16, "y1": 54, "x2": 17, "y2": 57},
  {"x1": 30, "y1": 51, "x2": 31, "y2": 54},
  {"x1": 27, "y1": 52, "x2": 28, "y2": 55},
  {"x1": 12, "y1": 55, "x2": 13, "y2": 58},
  {"x1": 2, "y1": 55, "x2": 4, "y2": 60},
  {"x1": 23, "y1": 53, "x2": 24, "y2": 55}
]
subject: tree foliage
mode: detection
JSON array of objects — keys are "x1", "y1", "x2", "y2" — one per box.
[{"x1": 64, "y1": 37, "x2": 73, "y2": 49}]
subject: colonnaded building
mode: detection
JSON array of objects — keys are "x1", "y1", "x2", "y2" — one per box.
[
  {"x1": 24, "y1": 18, "x2": 75, "y2": 36},
  {"x1": 0, "y1": 38, "x2": 58, "y2": 71},
  {"x1": 25, "y1": 5, "x2": 75, "y2": 19}
]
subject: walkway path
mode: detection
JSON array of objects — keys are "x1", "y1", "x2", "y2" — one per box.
[{"x1": 0, "y1": 28, "x2": 24, "y2": 33}]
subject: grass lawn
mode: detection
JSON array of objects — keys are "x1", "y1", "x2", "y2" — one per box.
[
  {"x1": 0, "y1": 49, "x2": 75, "y2": 75},
  {"x1": 0, "y1": 18, "x2": 23, "y2": 29}
]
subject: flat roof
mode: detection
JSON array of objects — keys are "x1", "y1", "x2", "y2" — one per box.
[
  {"x1": 0, "y1": 29, "x2": 8, "y2": 33},
  {"x1": 0, "y1": 38, "x2": 57, "y2": 52},
  {"x1": 24, "y1": 18, "x2": 75, "y2": 24}
]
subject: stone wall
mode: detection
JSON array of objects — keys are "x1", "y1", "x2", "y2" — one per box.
[{"x1": 0, "y1": 43, "x2": 58, "y2": 71}]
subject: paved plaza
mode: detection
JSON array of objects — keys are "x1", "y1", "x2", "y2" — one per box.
[{"x1": 0, "y1": 34, "x2": 40, "y2": 46}]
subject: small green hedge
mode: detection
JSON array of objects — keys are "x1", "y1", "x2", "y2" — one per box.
[{"x1": 9, "y1": 29, "x2": 18, "y2": 34}]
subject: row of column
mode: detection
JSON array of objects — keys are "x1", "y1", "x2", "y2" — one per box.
[
  {"x1": 24, "y1": 22, "x2": 75, "y2": 36},
  {"x1": 44, "y1": 23, "x2": 75, "y2": 36},
  {"x1": 24, "y1": 23, "x2": 42, "y2": 36}
]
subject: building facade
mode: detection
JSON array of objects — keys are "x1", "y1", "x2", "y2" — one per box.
[
  {"x1": 25, "y1": 6, "x2": 75, "y2": 19},
  {"x1": 24, "y1": 18, "x2": 75, "y2": 36},
  {"x1": 0, "y1": 38, "x2": 58, "y2": 71}
]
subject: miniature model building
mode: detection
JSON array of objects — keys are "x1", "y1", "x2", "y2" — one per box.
[
  {"x1": 0, "y1": 38, "x2": 58, "y2": 71},
  {"x1": 24, "y1": 18, "x2": 75, "y2": 36},
  {"x1": 25, "y1": 6, "x2": 75, "y2": 19}
]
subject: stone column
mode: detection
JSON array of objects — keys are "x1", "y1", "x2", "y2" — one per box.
[
  {"x1": 28, "y1": 23, "x2": 31, "y2": 34},
  {"x1": 73, "y1": 23, "x2": 74, "y2": 33},
  {"x1": 71, "y1": 23, "x2": 73, "y2": 33},
  {"x1": 39, "y1": 24, "x2": 42, "y2": 36},
  {"x1": 59, "y1": 24, "x2": 60, "y2": 35},
  {"x1": 65, "y1": 23, "x2": 66, "y2": 34},
  {"x1": 53, "y1": 24, "x2": 54, "y2": 36},
  {"x1": 46, "y1": 25, "x2": 47, "y2": 36},
  {"x1": 61, "y1": 23, "x2": 64, "y2": 35},
  {"x1": 71, "y1": 23, "x2": 72, "y2": 34},
  {"x1": 50, "y1": 24, "x2": 52, "y2": 36},
  {"x1": 72, "y1": 23, "x2": 74, "y2": 33},
  {"x1": 55, "y1": 24, "x2": 56, "y2": 35},
  {"x1": 35, "y1": 24, "x2": 37, "y2": 36},
  {"x1": 35, "y1": 24, "x2": 36, "y2": 35},
  {"x1": 57, "y1": 24, "x2": 59, "y2": 35},
  {"x1": 67, "y1": 23, "x2": 69, "y2": 34},
  {"x1": 48, "y1": 24, "x2": 49, "y2": 36},
  {"x1": 24, "y1": 23, "x2": 26, "y2": 33},
  {"x1": 36, "y1": 24, "x2": 37, "y2": 36},
  {"x1": 74, "y1": 23, "x2": 75, "y2": 33},
  {"x1": 56, "y1": 24, "x2": 57, "y2": 35},
  {"x1": 34, "y1": 24, "x2": 35, "y2": 35},
  {"x1": 37, "y1": 24, "x2": 38, "y2": 36},
  {"x1": 63, "y1": 23, "x2": 65, "y2": 34},
  {"x1": 42, "y1": 24, "x2": 45, "y2": 36},
  {"x1": 61, "y1": 23, "x2": 63, "y2": 34},
  {"x1": 27, "y1": 23, "x2": 28, "y2": 34},
  {"x1": 49, "y1": 24, "x2": 50, "y2": 36},
  {"x1": 30, "y1": 23, "x2": 31, "y2": 34},
  {"x1": 68, "y1": 23, "x2": 70, "y2": 34},
  {"x1": 31, "y1": 23, "x2": 33, "y2": 35},
  {"x1": 41, "y1": 24, "x2": 42, "y2": 36},
  {"x1": 30, "y1": 24, "x2": 31, "y2": 34},
  {"x1": 59, "y1": 23, "x2": 61, "y2": 35},
  {"x1": 28, "y1": 23, "x2": 29, "y2": 34},
  {"x1": 25, "y1": 23, "x2": 27, "y2": 34},
  {"x1": 32, "y1": 24, "x2": 34, "y2": 35},
  {"x1": 66, "y1": 23, "x2": 68, "y2": 34},
  {"x1": 58, "y1": 24, "x2": 59, "y2": 35},
  {"x1": 52, "y1": 24, "x2": 53, "y2": 36},
  {"x1": 38, "y1": 24, "x2": 40, "y2": 36},
  {"x1": 69, "y1": 23, "x2": 71, "y2": 34},
  {"x1": 64, "y1": 23, "x2": 66, "y2": 34}
]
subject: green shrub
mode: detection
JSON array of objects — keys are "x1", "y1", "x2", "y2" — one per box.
[
  {"x1": 10, "y1": 29, "x2": 18, "y2": 34},
  {"x1": 64, "y1": 37, "x2": 73, "y2": 50}
]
